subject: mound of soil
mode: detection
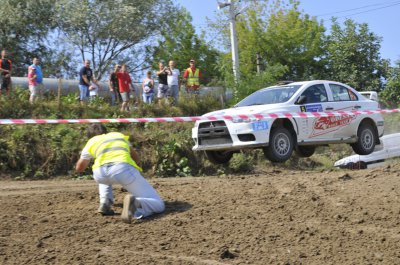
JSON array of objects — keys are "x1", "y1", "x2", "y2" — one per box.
[{"x1": 1, "y1": 164, "x2": 400, "y2": 264}]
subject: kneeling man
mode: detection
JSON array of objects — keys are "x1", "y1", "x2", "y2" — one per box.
[{"x1": 76, "y1": 124, "x2": 165, "y2": 223}]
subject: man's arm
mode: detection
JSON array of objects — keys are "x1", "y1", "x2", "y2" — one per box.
[
  {"x1": 130, "y1": 147, "x2": 141, "y2": 167},
  {"x1": 82, "y1": 75, "x2": 90, "y2": 85},
  {"x1": 108, "y1": 76, "x2": 114, "y2": 91},
  {"x1": 81, "y1": 68, "x2": 90, "y2": 84},
  {"x1": 177, "y1": 70, "x2": 181, "y2": 90},
  {"x1": 76, "y1": 158, "x2": 90, "y2": 173},
  {"x1": 183, "y1": 69, "x2": 188, "y2": 91}
]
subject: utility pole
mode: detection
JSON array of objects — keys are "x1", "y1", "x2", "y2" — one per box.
[
  {"x1": 218, "y1": 0, "x2": 240, "y2": 83},
  {"x1": 228, "y1": 0, "x2": 240, "y2": 82},
  {"x1": 256, "y1": 53, "x2": 262, "y2": 74}
]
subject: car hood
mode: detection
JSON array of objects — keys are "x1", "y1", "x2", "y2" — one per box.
[{"x1": 202, "y1": 104, "x2": 290, "y2": 117}]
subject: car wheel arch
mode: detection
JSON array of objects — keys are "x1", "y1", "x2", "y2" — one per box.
[
  {"x1": 270, "y1": 118, "x2": 297, "y2": 142},
  {"x1": 358, "y1": 117, "x2": 380, "y2": 144}
]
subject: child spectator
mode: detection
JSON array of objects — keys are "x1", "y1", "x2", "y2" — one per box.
[
  {"x1": 28, "y1": 66, "x2": 38, "y2": 104},
  {"x1": 89, "y1": 77, "x2": 100, "y2": 100},
  {"x1": 142, "y1": 71, "x2": 154, "y2": 104}
]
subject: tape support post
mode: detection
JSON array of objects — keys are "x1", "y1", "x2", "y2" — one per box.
[{"x1": 0, "y1": 109, "x2": 399, "y2": 125}]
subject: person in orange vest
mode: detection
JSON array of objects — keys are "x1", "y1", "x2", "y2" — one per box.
[{"x1": 183, "y1": 59, "x2": 202, "y2": 94}]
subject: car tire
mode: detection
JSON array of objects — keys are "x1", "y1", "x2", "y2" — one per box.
[
  {"x1": 264, "y1": 127, "x2": 294, "y2": 163},
  {"x1": 205, "y1": 150, "x2": 233, "y2": 164},
  {"x1": 351, "y1": 122, "x2": 376, "y2": 155},
  {"x1": 295, "y1": 146, "x2": 316, "y2": 158}
]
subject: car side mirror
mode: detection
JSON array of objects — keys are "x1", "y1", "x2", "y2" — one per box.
[{"x1": 296, "y1": 95, "x2": 307, "y2": 105}]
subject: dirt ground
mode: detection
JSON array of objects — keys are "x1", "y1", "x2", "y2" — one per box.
[{"x1": 1, "y1": 163, "x2": 400, "y2": 265}]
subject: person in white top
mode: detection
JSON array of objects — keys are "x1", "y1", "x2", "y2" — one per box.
[
  {"x1": 167, "y1": 60, "x2": 180, "y2": 105},
  {"x1": 89, "y1": 77, "x2": 100, "y2": 100},
  {"x1": 142, "y1": 71, "x2": 155, "y2": 104}
]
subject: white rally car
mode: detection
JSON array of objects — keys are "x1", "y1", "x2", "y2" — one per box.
[{"x1": 192, "y1": 80, "x2": 384, "y2": 164}]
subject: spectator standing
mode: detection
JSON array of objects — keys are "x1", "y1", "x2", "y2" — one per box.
[
  {"x1": 28, "y1": 67, "x2": 38, "y2": 104},
  {"x1": 156, "y1": 61, "x2": 170, "y2": 102},
  {"x1": 89, "y1": 77, "x2": 100, "y2": 101},
  {"x1": 183, "y1": 59, "x2": 202, "y2": 94},
  {"x1": 0, "y1": 50, "x2": 12, "y2": 96},
  {"x1": 116, "y1": 64, "x2": 134, "y2": 112},
  {"x1": 167, "y1": 60, "x2": 180, "y2": 105},
  {"x1": 30, "y1": 58, "x2": 44, "y2": 95},
  {"x1": 108, "y1": 64, "x2": 122, "y2": 106},
  {"x1": 142, "y1": 71, "x2": 155, "y2": 104},
  {"x1": 79, "y1": 60, "x2": 93, "y2": 105}
]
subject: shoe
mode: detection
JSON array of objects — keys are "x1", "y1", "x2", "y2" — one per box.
[
  {"x1": 121, "y1": 195, "x2": 136, "y2": 224},
  {"x1": 97, "y1": 200, "x2": 114, "y2": 216}
]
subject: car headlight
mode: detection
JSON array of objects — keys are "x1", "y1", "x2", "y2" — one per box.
[{"x1": 231, "y1": 117, "x2": 259, "y2": 123}]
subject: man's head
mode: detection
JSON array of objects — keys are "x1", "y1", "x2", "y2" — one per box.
[
  {"x1": 84, "y1": 60, "x2": 91, "y2": 68},
  {"x1": 147, "y1": 71, "x2": 152, "y2": 77},
  {"x1": 114, "y1": 64, "x2": 121, "y2": 72},
  {"x1": 169, "y1": 60, "x2": 175, "y2": 69},
  {"x1": 87, "y1": 124, "x2": 107, "y2": 138},
  {"x1": 1, "y1": 50, "x2": 7, "y2": 59},
  {"x1": 121, "y1": 64, "x2": 127, "y2": 72},
  {"x1": 159, "y1": 61, "x2": 165, "y2": 69},
  {"x1": 33, "y1": 58, "x2": 40, "y2": 65},
  {"x1": 189, "y1": 59, "x2": 195, "y2": 67}
]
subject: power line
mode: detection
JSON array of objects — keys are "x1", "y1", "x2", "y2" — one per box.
[
  {"x1": 336, "y1": 2, "x2": 400, "y2": 18},
  {"x1": 315, "y1": 0, "x2": 400, "y2": 17}
]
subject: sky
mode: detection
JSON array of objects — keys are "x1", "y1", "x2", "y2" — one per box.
[{"x1": 175, "y1": 0, "x2": 400, "y2": 63}]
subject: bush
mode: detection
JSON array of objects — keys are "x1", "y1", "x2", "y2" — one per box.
[
  {"x1": 0, "y1": 90, "x2": 227, "y2": 179},
  {"x1": 228, "y1": 153, "x2": 254, "y2": 173}
]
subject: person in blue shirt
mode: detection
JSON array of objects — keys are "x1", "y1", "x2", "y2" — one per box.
[{"x1": 30, "y1": 58, "x2": 44, "y2": 97}]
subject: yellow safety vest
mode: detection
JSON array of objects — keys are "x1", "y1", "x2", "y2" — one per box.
[
  {"x1": 186, "y1": 68, "x2": 200, "y2": 87},
  {"x1": 85, "y1": 132, "x2": 142, "y2": 171}
]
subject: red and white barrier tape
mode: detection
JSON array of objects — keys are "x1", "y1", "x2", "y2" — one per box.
[{"x1": 0, "y1": 109, "x2": 399, "y2": 124}]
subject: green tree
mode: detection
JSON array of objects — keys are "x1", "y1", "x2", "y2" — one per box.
[
  {"x1": 209, "y1": 1, "x2": 323, "y2": 101},
  {"x1": 0, "y1": 0, "x2": 55, "y2": 76},
  {"x1": 149, "y1": 7, "x2": 221, "y2": 84},
  {"x1": 262, "y1": 7, "x2": 326, "y2": 80},
  {"x1": 380, "y1": 61, "x2": 400, "y2": 108},
  {"x1": 54, "y1": 0, "x2": 177, "y2": 79},
  {"x1": 326, "y1": 18, "x2": 387, "y2": 91}
]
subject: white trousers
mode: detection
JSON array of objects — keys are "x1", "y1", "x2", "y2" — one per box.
[{"x1": 93, "y1": 162, "x2": 165, "y2": 218}]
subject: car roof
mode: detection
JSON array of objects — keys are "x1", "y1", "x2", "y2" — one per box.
[{"x1": 288, "y1": 80, "x2": 339, "y2": 86}]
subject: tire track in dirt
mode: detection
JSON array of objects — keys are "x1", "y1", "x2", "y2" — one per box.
[
  {"x1": 0, "y1": 180, "x2": 96, "y2": 196},
  {"x1": 100, "y1": 247, "x2": 229, "y2": 265}
]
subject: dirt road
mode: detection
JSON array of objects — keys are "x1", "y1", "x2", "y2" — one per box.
[{"x1": 1, "y1": 164, "x2": 400, "y2": 265}]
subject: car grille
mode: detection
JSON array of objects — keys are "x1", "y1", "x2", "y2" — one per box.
[{"x1": 198, "y1": 121, "x2": 233, "y2": 146}]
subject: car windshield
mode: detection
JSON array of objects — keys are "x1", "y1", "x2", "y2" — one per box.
[{"x1": 235, "y1": 85, "x2": 302, "y2": 107}]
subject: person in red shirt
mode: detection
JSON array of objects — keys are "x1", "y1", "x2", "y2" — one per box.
[
  {"x1": 183, "y1": 59, "x2": 202, "y2": 94},
  {"x1": 116, "y1": 64, "x2": 134, "y2": 112},
  {"x1": 28, "y1": 66, "x2": 38, "y2": 104}
]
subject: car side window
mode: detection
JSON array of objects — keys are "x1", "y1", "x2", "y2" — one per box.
[
  {"x1": 301, "y1": 84, "x2": 328, "y2": 104},
  {"x1": 330, "y1": 84, "x2": 358, "y2": 101}
]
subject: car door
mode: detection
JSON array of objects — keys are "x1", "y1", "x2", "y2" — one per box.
[
  {"x1": 321, "y1": 83, "x2": 360, "y2": 139},
  {"x1": 296, "y1": 83, "x2": 331, "y2": 141}
]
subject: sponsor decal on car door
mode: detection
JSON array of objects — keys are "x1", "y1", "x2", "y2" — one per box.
[{"x1": 312, "y1": 83, "x2": 360, "y2": 139}]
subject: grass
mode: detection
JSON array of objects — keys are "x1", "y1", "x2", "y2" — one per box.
[{"x1": 1, "y1": 87, "x2": 399, "y2": 179}]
